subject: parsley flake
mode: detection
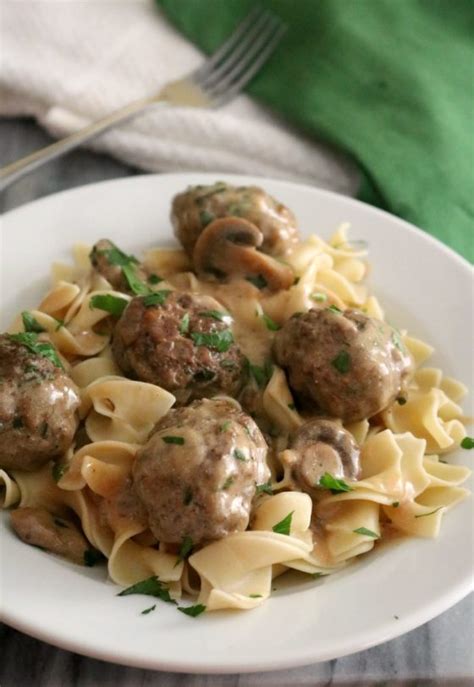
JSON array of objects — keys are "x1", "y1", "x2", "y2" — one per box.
[
  {"x1": 52, "y1": 462, "x2": 68, "y2": 482},
  {"x1": 118, "y1": 576, "x2": 176, "y2": 604},
  {"x1": 233, "y1": 448, "x2": 248, "y2": 462},
  {"x1": 191, "y1": 329, "x2": 234, "y2": 352},
  {"x1": 9, "y1": 332, "x2": 64, "y2": 369},
  {"x1": 331, "y1": 350, "x2": 351, "y2": 374},
  {"x1": 221, "y1": 476, "x2": 235, "y2": 490},
  {"x1": 353, "y1": 527, "x2": 379, "y2": 538},
  {"x1": 178, "y1": 604, "x2": 206, "y2": 618},
  {"x1": 198, "y1": 310, "x2": 230, "y2": 322},
  {"x1": 141, "y1": 604, "x2": 156, "y2": 615},
  {"x1": 272, "y1": 511, "x2": 294, "y2": 536},
  {"x1": 199, "y1": 210, "x2": 215, "y2": 227},
  {"x1": 142, "y1": 290, "x2": 172, "y2": 307},
  {"x1": 246, "y1": 359, "x2": 273, "y2": 388},
  {"x1": 326, "y1": 305, "x2": 342, "y2": 314},
  {"x1": 96, "y1": 244, "x2": 138, "y2": 267},
  {"x1": 461, "y1": 436, "x2": 474, "y2": 449},
  {"x1": 256, "y1": 481, "x2": 273, "y2": 495},
  {"x1": 392, "y1": 501, "x2": 400, "y2": 508},
  {"x1": 311, "y1": 572, "x2": 326, "y2": 579},
  {"x1": 162, "y1": 436, "x2": 185, "y2": 445},
  {"x1": 179, "y1": 312, "x2": 190, "y2": 334},
  {"x1": 89, "y1": 294, "x2": 128, "y2": 318},
  {"x1": 177, "y1": 536, "x2": 193, "y2": 562},
  {"x1": 248, "y1": 594, "x2": 263, "y2": 598},
  {"x1": 414, "y1": 506, "x2": 444, "y2": 519},
  {"x1": 391, "y1": 331, "x2": 405, "y2": 352},
  {"x1": 220, "y1": 420, "x2": 232, "y2": 433},
  {"x1": 261, "y1": 313, "x2": 280, "y2": 331},
  {"x1": 311, "y1": 293, "x2": 327, "y2": 303},
  {"x1": 319, "y1": 473, "x2": 353, "y2": 494},
  {"x1": 22, "y1": 311, "x2": 46, "y2": 333},
  {"x1": 147, "y1": 273, "x2": 162, "y2": 285}
]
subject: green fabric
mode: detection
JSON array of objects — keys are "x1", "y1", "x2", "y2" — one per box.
[{"x1": 157, "y1": 0, "x2": 474, "y2": 261}]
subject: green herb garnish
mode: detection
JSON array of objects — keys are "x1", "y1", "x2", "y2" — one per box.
[
  {"x1": 319, "y1": 473, "x2": 353, "y2": 494},
  {"x1": 353, "y1": 527, "x2": 379, "y2": 538},
  {"x1": 311, "y1": 572, "x2": 326, "y2": 579},
  {"x1": 162, "y1": 436, "x2": 185, "y2": 445},
  {"x1": 84, "y1": 548, "x2": 105, "y2": 567},
  {"x1": 256, "y1": 481, "x2": 273, "y2": 495},
  {"x1": 391, "y1": 331, "x2": 405, "y2": 352},
  {"x1": 52, "y1": 462, "x2": 68, "y2": 482},
  {"x1": 22, "y1": 311, "x2": 46, "y2": 333},
  {"x1": 141, "y1": 605, "x2": 156, "y2": 615},
  {"x1": 331, "y1": 350, "x2": 351, "y2": 374},
  {"x1": 178, "y1": 604, "x2": 206, "y2": 617},
  {"x1": 311, "y1": 293, "x2": 327, "y2": 302},
  {"x1": 121, "y1": 263, "x2": 149, "y2": 296},
  {"x1": 248, "y1": 594, "x2": 263, "y2": 598},
  {"x1": 199, "y1": 210, "x2": 215, "y2": 226},
  {"x1": 220, "y1": 420, "x2": 232, "y2": 433},
  {"x1": 414, "y1": 507, "x2": 444, "y2": 519},
  {"x1": 326, "y1": 305, "x2": 342, "y2": 314},
  {"x1": 96, "y1": 244, "x2": 138, "y2": 267},
  {"x1": 142, "y1": 290, "x2": 172, "y2": 307},
  {"x1": 191, "y1": 330, "x2": 234, "y2": 352},
  {"x1": 233, "y1": 448, "x2": 248, "y2": 462},
  {"x1": 261, "y1": 313, "x2": 280, "y2": 331},
  {"x1": 461, "y1": 436, "x2": 474, "y2": 449},
  {"x1": 147, "y1": 273, "x2": 162, "y2": 285},
  {"x1": 246, "y1": 274, "x2": 268, "y2": 290},
  {"x1": 9, "y1": 332, "x2": 64, "y2": 369},
  {"x1": 221, "y1": 476, "x2": 235, "y2": 490},
  {"x1": 118, "y1": 576, "x2": 176, "y2": 604},
  {"x1": 247, "y1": 359, "x2": 273, "y2": 388},
  {"x1": 272, "y1": 511, "x2": 294, "y2": 536},
  {"x1": 177, "y1": 536, "x2": 193, "y2": 562},
  {"x1": 179, "y1": 312, "x2": 190, "y2": 334},
  {"x1": 392, "y1": 501, "x2": 400, "y2": 508},
  {"x1": 89, "y1": 294, "x2": 128, "y2": 318},
  {"x1": 198, "y1": 310, "x2": 229, "y2": 322}
]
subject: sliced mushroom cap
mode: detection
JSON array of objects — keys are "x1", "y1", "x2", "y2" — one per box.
[
  {"x1": 286, "y1": 419, "x2": 360, "y2": 494},
  {"x1": 192, "y1": 217, "x2": 294, "y2": 292}
]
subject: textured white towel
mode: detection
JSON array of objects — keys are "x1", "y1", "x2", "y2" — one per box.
[{"x1": 0, "y1": 0, "x2": 358, "y2": 192}]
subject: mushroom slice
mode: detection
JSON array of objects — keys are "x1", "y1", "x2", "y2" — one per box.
[
  {"x1": 192, "y1": 217, "x2": 294, "y2": 292},
  {"x1": 285, "y1": 419, "x2": 361, "y2": 494}
]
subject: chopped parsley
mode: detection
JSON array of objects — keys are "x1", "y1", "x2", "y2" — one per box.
[
  {"x1": 392, "y1": 501, "x2": 400, "y2": 508},
  {"x1": 391, "y1": 330, "x2": 405, "y2": 352},
  {"x1": 89, "y1": 294, "x2": 128, "y2": 318},
  {"x1": 122, "y1": 263, "x2": 150, "y2": 296},
  {"x1": 84, "y1": 548, "x2": 105, "y2": 567},
  {"x1": 147, "y1": 273, "x2": 162, "y2": 285},
  {"x1": 246, "y1": 274, "x2": 268, "y2": 290},
  {"x1": 95, "y1": 244, "x2": 139, "y2": 267},
  {"x1": 331, "y1": 350, "x2": 351, "y2": 374},
  {"x1": 178, "y1": 604, "x2": 206, "y2": 618},
  {"x1": 177, "y1": 536, "x2": 194, "y2": 562},
  {"x1": 311, "y1": 292, "x2": 327, "y2": 303},
  {"x1": 248, "y1": 594, "x2": 263, "y2": 598},
  {"x1": 190, "y1": 329, "x2": 234, "y2": 352},
  {"x1": 414, "y1": 506, "x2": 444, "y2": 519},
  {"x1": 255, "y1": 481, "x2": 273, "y2": 495},
  {"x1": 183, "y1": 487, "x2": 193, "y2": 506},
  {"x1": 311, "y1": 572, "x2": 326, "y2": 579},
  {"x1": 198, "y1": 310, "x2": 229, "y2": 322},
  {"x1": 272, "y1": 511, "x2": 294, "y2": 536},
  {"x1": 326, "y1": 305, "x2": 342, "y2": 314},
  {"x1": 233, "y1": 448, "x2": 248, "y2": 462},
  {"x1": 199, "y1": 210, "x2": 215, "y2": 226},
  {"x1": 461, "y1": 436, "x2": 474, "y2": 449},
  {"x1": 118, "y1": 576, "x2": 176, "y2": 604},
  {"x1": 52, "y1": 461, "x2": 68, "y2": 482},
  {"x1": 22, "y1": 311, "x2": 46, "y2": 333},
  {"x1": 319, "y1": 473, "x2": 353, "y2": 494},
  {"x1": 179, "y1": 312, "x2": 190, "y2": 334},
  {"x1": 353, "y1": 527, "x2": 379, "y2": 538},
  {"x1": 261, "y1": 313, "x2": 280, "y2": 331},
  {"x1": 141, "y1": 605, "x2": 156, "y2": 615},
  {"x1": 162, "y1": 435, "x2": 185, "y2": 445},
  {"x1": 221, "y1": 476, "x2": 235, "y2": 490},
  {"x1": 219, "y1": 420, "x2": 232, "y2": 433},
  {"x1": 397, "y1": 397, "x2": 407, "y2": 405},
  {"x1": 246, "y1": 359, "x2": 273, "y2": 388},
  {"x1": 9, "y1": 332, "x2": 64, "y2": 369},
  {"x1": 142, "y1": 290, "x2": 172, "y2": 307}
]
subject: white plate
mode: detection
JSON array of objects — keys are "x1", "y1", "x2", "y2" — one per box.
[{"x1": 1, "y1": 173, "x2": 473, "y2": 673}]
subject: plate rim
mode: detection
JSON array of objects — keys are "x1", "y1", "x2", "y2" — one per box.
[{"x1": 1, "y1": 172, "x2": 473, "y2": 674}]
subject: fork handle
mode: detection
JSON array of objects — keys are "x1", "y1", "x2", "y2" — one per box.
[{"x1": 0, "y1": 95, "x2": 161, "y2": 191}]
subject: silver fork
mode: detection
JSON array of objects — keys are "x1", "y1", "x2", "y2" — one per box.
[{"x1": 0, "y1": 7, "x2": 285, "y2": 191}]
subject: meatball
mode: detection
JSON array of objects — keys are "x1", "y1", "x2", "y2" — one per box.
[
  {"x1": 274, "y1": 308, "x2": 414, "y2": 422},
  {"x1": 133, "y1": 398, "x2": 270, "y2": 544},
  {"x1": 286, "y1": 419, "x2": 360, "y2": 496},
  {"x1": 112, "y1": 291, "x2": 245, "y2": 404},
  {"x1": 89, "y1": 239, "x2": 149, "y2": 294},
  {"x1": 0, "y1": 334, "x2": 80, "y2": 471},
  {"x1": 171, "y1": 181, "x2": 298, "y2": 257}
]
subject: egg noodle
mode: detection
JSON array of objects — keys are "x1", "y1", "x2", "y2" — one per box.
[{"x1": 1, "y1": 224, "x2": 471, "y2": 612}]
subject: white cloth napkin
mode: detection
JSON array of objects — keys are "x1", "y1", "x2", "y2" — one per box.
[{"x1": 1, "y1": 0, "x2": 358, "y2": 193}]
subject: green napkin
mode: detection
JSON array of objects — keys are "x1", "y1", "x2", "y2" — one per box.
[{"x1": 157, "y1": 0, "x2": 473, "y2": 261}]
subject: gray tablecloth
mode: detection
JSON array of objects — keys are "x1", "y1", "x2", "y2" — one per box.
[{"x1": 1, "y1": 118, "x2": 473, "y2": 687}]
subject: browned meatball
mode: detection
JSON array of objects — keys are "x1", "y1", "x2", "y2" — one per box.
[
  {"x1": 286, "y1": 419, "x2": 360, "y2": 496},
  {"x1": 0, "y1": 334, "x2": 80, "y2": 471},
  {"x1": 133, "y1": 398, "x2": 270, "y2": 544},
  {"x1": 112, "y1": 291, "x2": 245, "y2": 404},
  {"x1": 89, "y1": 239, "x2": 149, "y2": 294},
  {"x1": 171, "y1": 181, "x2": 299, "y2": 257},
  {"x1": 274, "y1": 308, "x2": 414, "y2": 422}
]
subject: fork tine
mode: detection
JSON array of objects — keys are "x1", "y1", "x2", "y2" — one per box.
[
  {"x1": 196, "y1": 10, "x2": 276, "y2": 89},
  {"x1": 192, "y1": 6, "x2": 266, "y2": 80},
  {"x1": 207, "y1": 22, "x2": 286, "y2": 105}
]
